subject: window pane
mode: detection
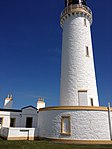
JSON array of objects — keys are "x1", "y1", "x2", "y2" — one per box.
[
  {"x1": 63, "y1": 118, "x2": 69, "y2": 133},
  {"x1": 78, "y1": 90, "x2": 88, "y2": 106},
  {"x1": 61, "y1": 116, "x2": 70, "y2": 135},
  {"x1": 10, "y1": 118, "x2": 16, "y2": 127},
  {"x1": 0, "y1": 118, "x2": 3, "y2": 127}
]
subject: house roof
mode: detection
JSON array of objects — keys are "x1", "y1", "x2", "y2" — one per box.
[
  {"x1": 0, "y1": 108, "x2": 22, "y2": 112},
  {"x1": 21, "y1": 105, "x2": 37, "y2": 110},
  {"x1": 0, "y1": 105, "x2": 38, "y2": 113}
]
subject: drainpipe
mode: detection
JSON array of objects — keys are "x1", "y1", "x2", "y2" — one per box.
[{"x1": 108, "y1": 102, "x2": 112, "y2": 140}]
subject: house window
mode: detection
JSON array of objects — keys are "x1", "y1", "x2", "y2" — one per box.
[
  {"x1": 61, "y1": 116, "x2": 71, "y2": 135},
  {"x1": 86, "y1": 46, "x2": 89, "y2": 57},
  {"x1": 0, "y1": 118, "x2": 3, "y2": 127},
  {"x1": 90, "y1": 98, "x2": 94, "y2": 106},
  {"x1": 10, "y1": 118, "x2": 16, "y2": 127},
  {"x1": 84, "y1": 18, "x2": 87, "y2": 26},
  {"x1": 26, "y1": 117, "x2": 33, "y2": 128}
]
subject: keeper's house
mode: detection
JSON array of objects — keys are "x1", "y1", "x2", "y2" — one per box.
[{"x1": 0, "y1": 95, "x2": 45, "y2": 140}]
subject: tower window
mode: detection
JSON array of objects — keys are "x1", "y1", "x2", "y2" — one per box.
[
  {"x1": 84, "y1": 18, "x2": 87, "y2": 27},
  {"x1": 61, "y1": 116, "x2": 71, "y2": 135},
  {"x1": 90, "y1": 98, "x2": 94, "y2": 106},
  {"x1": 78, "y1": 90, "x2": 88, "y2": 106},
  {"x1": 10, "y1": 118, "x2": 16, "y2": 127},
  {"x1": 86, "y1": 46, "x2": 89, "y2": 57}
]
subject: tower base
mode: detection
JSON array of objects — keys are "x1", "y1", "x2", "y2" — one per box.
[{"x1": 39, "y1": 106, "x2": 112, "y2": 141}]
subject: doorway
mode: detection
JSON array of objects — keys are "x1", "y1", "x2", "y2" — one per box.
[{"x1": 26, "y1": 117, "x2": 33, "y2": 128}]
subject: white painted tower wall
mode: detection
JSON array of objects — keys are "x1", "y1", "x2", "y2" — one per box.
[
  {"x1": 39, "y1": 108, "x2": 111, "y2": 140},
  {"x1": 60, "y1": 5, "x2": 99, "y2": 106}
]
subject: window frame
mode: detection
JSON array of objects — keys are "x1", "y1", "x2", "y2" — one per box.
[
  {"x1": 10, "y1": 118, "x2": 16, "y2": 127},
  {"x1": 61, "y1": 116, "x2": 71, "y2": 136}
]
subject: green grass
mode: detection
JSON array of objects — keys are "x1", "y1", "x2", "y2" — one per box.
[{"x1": 0, "y1": 139, "x2": 112, "y2": 149}]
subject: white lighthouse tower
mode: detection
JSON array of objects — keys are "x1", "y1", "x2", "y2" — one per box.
[
  {"x1": 60, "y1": 0, "x2": 99, "y2": 106},
  {"x1": 38, "y1": 1, "x2": 112, "y2": 142}
]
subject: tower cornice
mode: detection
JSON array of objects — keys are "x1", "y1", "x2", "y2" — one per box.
[{"x1": 60, "y1": 4, "x2": 92, "y2": 28}]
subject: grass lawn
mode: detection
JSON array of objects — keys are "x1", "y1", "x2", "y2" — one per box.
[{"x1": 0, "y1": 139, "x2": 112, "y2": 149}]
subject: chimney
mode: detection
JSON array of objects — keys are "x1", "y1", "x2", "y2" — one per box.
[
  {"x1": 4, "y1": 94, "x2": 13, "y2": 109},
  {"x1": 37, "y1": 97, "x2": 45, "y2": 110}
]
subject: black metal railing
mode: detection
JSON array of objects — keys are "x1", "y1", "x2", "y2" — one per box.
[{"x1": 60, "y1": 4, "x2": 92, "y2": 18}]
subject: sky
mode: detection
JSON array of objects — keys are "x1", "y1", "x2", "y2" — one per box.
[{"x1": 0, "y1": 0, "x2": 112, "y2": 109}]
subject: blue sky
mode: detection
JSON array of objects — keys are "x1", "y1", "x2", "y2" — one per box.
[{"x1": 0, "y1": 0, "x2": 112, "y2": 109}]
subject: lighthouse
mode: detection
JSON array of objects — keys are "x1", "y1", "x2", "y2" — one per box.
[
  {"x1": 60, "y1": 0, "x2": 99, "y2": 106},
  {"x1": 38, "y1": 1, "x2": 112, "y2": 142}
]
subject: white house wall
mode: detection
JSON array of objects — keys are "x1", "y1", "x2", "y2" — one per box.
[
  {"x1": 0, "y1": 111, "x2": 11, "y2": 127},
  {"x1": 0, "y1": 111, "x2": 21, "y2": 128},
  {"x1": 0, "y1": 107, "x2": 38, "y2": 128},
  {"x1": 10, "y1": 112, "x2": 22, "y2": 127},
  {"x1": 21, "y1": 107, "x2": 38, "y2": 128}
]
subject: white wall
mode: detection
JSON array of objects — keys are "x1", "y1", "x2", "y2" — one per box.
[
  {"x1": 60, "y1": 12, "x2": 99, "y2": 106},
  {"x1": 1, "y1": 127, "x2": 38, "y2": 140},
  {"x1": 39, "y1": 109, "x2": 110, "y2": 140}
]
